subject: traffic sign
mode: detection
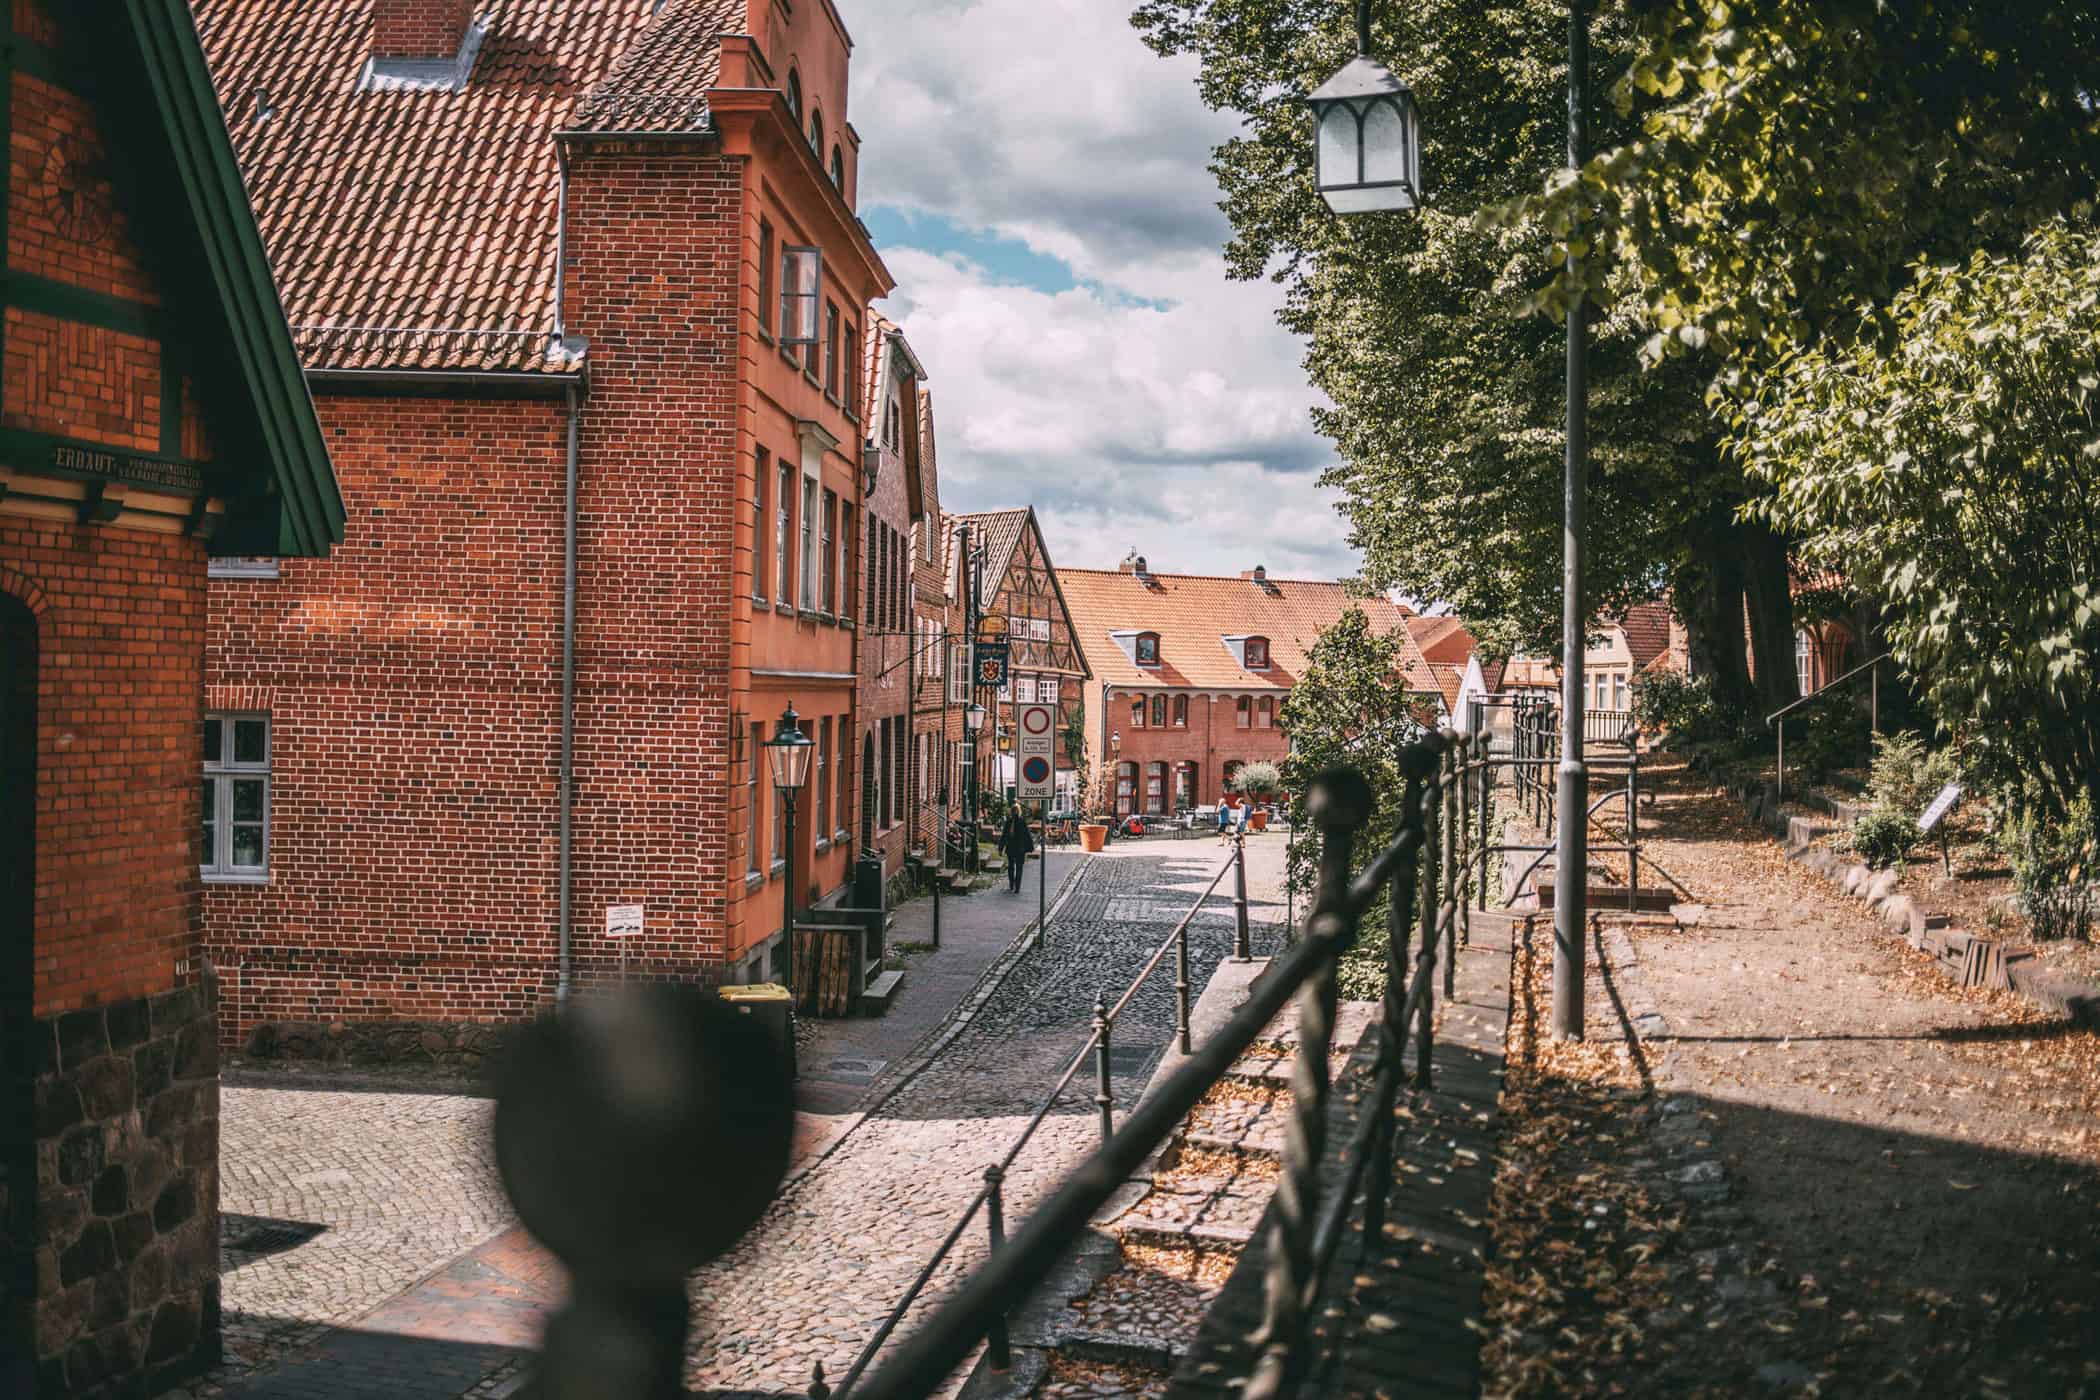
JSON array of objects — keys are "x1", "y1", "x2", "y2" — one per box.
[
  {"x1": 1016, "y1": 702, "x2": 1056, "y2": 800},
  {"x1": 605, "y1": 905, "x2": 644, "y2": 939}
]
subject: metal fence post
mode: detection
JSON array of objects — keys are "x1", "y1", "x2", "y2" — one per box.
[
  {"x1": 1456, "y1": 735, "x2": 1472, "y2": 943},
  {"x1": 1365, "y1": 759, "x2": 1426, "y2": 1257},
  {"x1": 1478, "y1": 741, "x2": 1494, "y2": 912},
  {"x1": 1246, "y1": 769, "x2": 1373, "y2": 1400},
  {"x1": 1627, "y1": 740, "x2": 1640, "y2": 914},
  {"x1": 1233, "y1": 832, "x2": 1252, "y2": 961},
  {"x1": 808, "y1": 1363, "x2": 830, "y2": 1400},
  {"x1": 1416, "y1": 752, "x2": 1442, "y2": 1089},
  {"x1": 1176, "y1": 902, "x2": 1193, "y2": 1056},
  {"x1": 1092, "y1": 995, "x2": 1115, "y2": 1145},
  {"x1": 983, "y1": 1165, "x2": 1012, "y2": 1372},
  {"x1": 1444, "y1": 746, "x2": 1460, "y2": 997}
]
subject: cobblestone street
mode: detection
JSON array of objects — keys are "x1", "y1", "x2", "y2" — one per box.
[{"x1": 188, "y1": 835, "x2": 1291, "y2": 1399}]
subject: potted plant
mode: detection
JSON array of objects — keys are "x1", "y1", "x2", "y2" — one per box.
[
  {"x1": 1078, "y1": 759, "x2": 1116, "y2": 852},
  {"x1": 1231, "y1": 762, "x2": 1283, "y2": 831}
]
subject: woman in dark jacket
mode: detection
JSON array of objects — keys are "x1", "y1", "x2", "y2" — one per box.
[{"x1": 998, "y1": 810, "x2": 1035, "y2": 893}]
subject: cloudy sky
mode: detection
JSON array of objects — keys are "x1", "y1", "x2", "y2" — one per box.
[{"x1": 840, "y1": 0, "x2": 1357, "y2": 580}]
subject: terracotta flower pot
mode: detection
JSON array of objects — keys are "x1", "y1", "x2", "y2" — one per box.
[
  {"x1": 1249, "y1": 810, "x2": 1269, "y2": 832},
  {"x1": 1079, "y1": 824, "x2": 1108, "y2": 852}
]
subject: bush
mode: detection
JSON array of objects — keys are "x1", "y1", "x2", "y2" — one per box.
[
  {"x1": 1865, "y1": 731, "x2": 1959, "y2": 823},
  {"x1": 1230, "y1": 761, "x2": 1283, "y2": 798},
  {"x1": 2001, "y1": 793, "x2": 2097, "y2": 941},
  {"x1": 1793, "y1": 703, "x2": 1868, "y2": 783},
  {"x1": 1631, "y1": 671, "x2": 1732, "y2": 745},
  {"x1": 1850, "y1": 809, "x2": 1921, "y2": 869}
]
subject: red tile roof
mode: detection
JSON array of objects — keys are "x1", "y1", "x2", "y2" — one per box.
[
  {"x1": 1059, "y1": 567, "x2": 1436, "y2": 695},
  {"x1": 1405, "y1": 614, "x2": 1476, "y2": 665},
  {"x1": 194, "y1": 0, "x2": 714, "y2": 371},
  {"x1": 1617, "y1": 601, "x2": 1674, "y2": 672}
]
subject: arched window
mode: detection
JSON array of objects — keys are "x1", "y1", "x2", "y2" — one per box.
[
  {"x1": 1135, "y1": 632, "x2": 1160, "y2": 666},
  {"x1": 1172, "y1": 695, "x2": 1188, "y2": 727},
  {"x1": 1257, "y1": 696, "x2": 1275, "y2": 728},
  {"x1": 1130, "y1": 696, "x2": 1145, "y2": 729},
  {"x1": 1795, "y1": 630, "x2": 1815, "y2": 697},
  {"x1": 1116, "y1": 761, "x2": 1137, "y2": 815},
  {"x1": 1235, "y1": 696, "x2": 1251, "y2": 729},
  {"x1": 1146, "y1": 762, "x2": 1166, "y2": 814},
  {"x1": 831, "y1": 145, "x2": 845, "y2": 189},
  {"x1": 1244, "y1": 636, "x2": 1270, "y2": 670},
  {"x1": 1150, "y1": 695, "x2": 1167, "y2": 728},
  {"x1": 809, "y1": 108, "x2": 824, "y2": 153},
  {"x1": 786, "y1": 69, "x2": 802, "y2": 121}
]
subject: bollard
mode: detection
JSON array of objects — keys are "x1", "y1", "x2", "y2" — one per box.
[
  {"x1": 983, "y1": 1165, "x2": 1012, "y2": 1372},
  {"x1": 1092, "y1": 995, "x2": 1115, "y2": 1145},
  {"x1": 808, "y1": 1362, "x2": 831, "y2": 1400},
  {"x1": 1232, "y1": 833, "x2": 1252, "y2": 961}
]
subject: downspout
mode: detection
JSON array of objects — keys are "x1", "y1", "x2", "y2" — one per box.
[{"x1": 557, "y1": 382, "x2": 581, "y2": 1003}]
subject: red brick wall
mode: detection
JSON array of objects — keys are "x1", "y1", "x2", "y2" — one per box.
[
  {"x1": 858, "y1": 378, "x2": 913, "y2": 876},
  {"x1": 370, "y1": 0, "x2": 474, "y2": 58},
  {"x1": 3, "y1": 524, "x2": 206, "y2": 1020},
  {"x1": 1100, "y1": 688, "x2": 1288, "y2": 815},
  {"x1": 204, "y1": 394, "x2": 572, "y2": 1045}
]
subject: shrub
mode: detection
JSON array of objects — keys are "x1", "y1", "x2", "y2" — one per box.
[
  {"x1": 1631, "y1": 671, "x2": 1732, "y2": 745},
  {"x1": 1793, "y1": 703, "x2": 1868, "y2": 783},
  {"x1": 1230, "y1": 761, "x2": 1283, "y2": 798},
  {"x1": 1865, "y1": 731, "x2": 1959, "y2": 824},
  {"x1": 2001, "y1": 793, "x2": 2097, "y2": 941},
  {"x1": 1850, "y1": 810, "x2": 1921, "y2": 869}
]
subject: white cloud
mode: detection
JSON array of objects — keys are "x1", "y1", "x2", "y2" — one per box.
[{"x1": 841, "y1": 0, "x2": 1359, "y2": 579}]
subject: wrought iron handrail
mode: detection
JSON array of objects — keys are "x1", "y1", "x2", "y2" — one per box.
[
  {"x1": 837, "y1": 733, "x2": 1485, "y2": 1400},
  {"x1": 1768, "y1": 653, "x2": 1891, "y2": 801},
  {"x1": 822, "y1": 837, "x2": 1251, "y2": 1396}
]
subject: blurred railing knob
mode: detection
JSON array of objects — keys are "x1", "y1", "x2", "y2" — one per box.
[{"x1": 494, "y1": 983, "x2": 795, "y2": 1398}]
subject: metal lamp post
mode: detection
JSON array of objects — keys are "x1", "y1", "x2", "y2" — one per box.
[
  {"x1": 963, "y1": 702, "x2": 987, "y2": 871},
  {"x1": 764, "y1": 704, "x2": 814, "y2": 999},
  {"x1": 1310, "y1": 0, "x2": 1589, "y2": 1038},
  {"x1": 1109, "y1": 729, "x2": 1122, "y2": 836}
]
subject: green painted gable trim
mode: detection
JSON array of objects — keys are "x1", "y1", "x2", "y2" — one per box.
[{"x1": 115, "y1": 0, "x2": 343, "y2": 557}]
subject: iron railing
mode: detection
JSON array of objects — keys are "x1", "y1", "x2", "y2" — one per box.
[
  {"x1": 1768, "y1": 652, "x2": 1890, "y2": 801},
  {"x1": 826, "y1": 733, "x2": 1486, "y2": 1399},
  {"x1": 814, "y1": 832, "x2": 1259, "y2": 1397}
]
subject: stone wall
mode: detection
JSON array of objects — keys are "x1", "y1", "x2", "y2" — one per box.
[
  {"x1": 31, "y1": 977, "x2": 219, "y2": 1396},
  {"x1": 240, "y1": 1018, "x2": 512, "y2": 1072}
]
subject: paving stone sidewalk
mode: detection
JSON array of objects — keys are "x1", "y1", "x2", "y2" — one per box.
[{"x1": 189, "y1": 843, "x2": 1288, "y2": 1399}]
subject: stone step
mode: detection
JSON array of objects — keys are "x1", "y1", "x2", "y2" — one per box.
[
  {"x1": 1532, "y1": 880, "x2": 1678, "y2": 913},
  {"x1": 858, "y1": 969, "x2": 905, "y2": 1016},
  {"x1": 1106, "y1": 1172, "x2": 1275, "y2": 1251},
  {"x1": 1223, "y1": 1046, "x2": 1352, "y2": 1090},
  {"x1": 1256, "y1": 997, "x2": 1380, "y2": 1054},
  {"x1": 1180, "y1": 1095, "x2": 1289, "y2": 1161}
]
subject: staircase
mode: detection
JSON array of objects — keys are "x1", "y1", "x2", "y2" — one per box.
[{"x1": 974, "y1": 993, "x2": 1382, "y2": 1398}]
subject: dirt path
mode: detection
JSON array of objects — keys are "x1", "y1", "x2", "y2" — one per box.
[{"x1": 1483, "y1": 760, "x2": 2100, "y2": 1397}]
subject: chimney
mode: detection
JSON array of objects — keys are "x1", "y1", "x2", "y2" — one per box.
[
  {"x1": 1118, "y1": 549, "x2": 1144, "y2": 575},
  {"x1": 1241, "y1": 565, "x2": 1268, "y2": 583},
  {"x1": 372, "y1": 0, "x2": 475, "y2": 61}
]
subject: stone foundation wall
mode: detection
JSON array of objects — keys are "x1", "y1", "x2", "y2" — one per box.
[
  {"x1": 241, "y1": 1019, "x2": 513, "y2": 1072},
  {"x1": 32, "y1": 980, "x2": 219, "y2": 1396}
]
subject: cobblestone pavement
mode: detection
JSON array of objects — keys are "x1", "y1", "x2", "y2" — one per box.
[
  {"x1": 209, "y1": 1087, "x2": 511, "y2": 1387},
  {"x1": 187, "y1": 833, "x2": 1294, "y2": 1399},
  {"x1": 684, "y1": 836, "x2": 1289, "y2": 1396}
]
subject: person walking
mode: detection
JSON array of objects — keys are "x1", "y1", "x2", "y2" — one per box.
[{"x1": 999, "y1": 809, "x2": 1034, "y2": 894}]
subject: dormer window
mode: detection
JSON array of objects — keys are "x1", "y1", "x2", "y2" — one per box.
[
  {"x1": 1135, "y1": 632, "x2": 1161, "y2": 666},
  {"x1": 1244, "y1": 636, "x2": 1270, "y2": 670}
]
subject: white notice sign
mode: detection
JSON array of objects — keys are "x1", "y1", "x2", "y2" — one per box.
[
  {"x1": 605, "y1": 904, "x2": 645, "y2": 939},
  {"x1": 1016, "y1": 702, "x2": 1057, "y2": 802},
  {"x1": 1918, "y1": 783, "x2": 1964, "y2": 834}
]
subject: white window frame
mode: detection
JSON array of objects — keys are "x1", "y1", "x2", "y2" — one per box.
[
  {"x1": 747, "y1": 721, "x2": 765, "y2": 876},
  {"x1": 203, "y1": 713, "x2": 271, "y2": 881},
  {"x1": 1039, "y1": 676, "x2": 1058, "y2": 704},
  {"x1": 1796, "y1": 631, "x2": 1815, "y2": 696},
  {"x1": 800, "y1": 476, "x2": 819, "y2": 610},
  {"x1": 776, "y1": 461, "x2": 794, "y2": 606},
  {"x1": 779, "y1": 246, "x2": 822, "y2": 349},
  {"x1": 948, "y1": 642, "x2": 970, "y2": 703}
]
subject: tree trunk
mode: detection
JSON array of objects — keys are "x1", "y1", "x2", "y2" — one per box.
[
  {"x1": 1673, "y1": 518, "x2": 1754, "y2": 719},
  {"x1": 1740, "y1": 520, "x2": 1798, "y2": 719}
]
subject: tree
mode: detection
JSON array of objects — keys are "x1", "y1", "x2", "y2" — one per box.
[
  {"x1": 1743, "y1": 223, "x2": 2100, "y2": 816},
  {"x1": 1275, "y1": 608, "x2": 1429, "y2": 993},
  {"x1": 1132, "y1": 0, "x2": 1802, "y2": 714}
]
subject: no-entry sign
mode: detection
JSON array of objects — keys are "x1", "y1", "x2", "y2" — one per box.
[{"x1": 1016, "y1": 702, "x2": 1056, "y2": 801}]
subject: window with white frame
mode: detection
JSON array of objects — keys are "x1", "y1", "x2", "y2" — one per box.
[
  {"x1": 1039, "y1": 676, "x2": 1057, "y2": 704},
  {"x1": 776, "y1": 461, "x2": 794, "y2": 605},
  {"x1": 948, "y1": 643, "x2": 970, "y2": 703},
  {"x1": 1015, "y1": 677, "x2": 1036, "y2": 704},
  {"x1": 821, "y1": 490, "x2": 837, "y2": 614},
  {"x1": 747, "y1": 721, "x2": 764, "y2": 875},
  {"x1": 1795, "y1": 631, "x2": 1815, "y2": 697},
  {"x1": 800, "y1": 476, "x2": 818, "y2": 609},
  {"x1": 816, "y1": 717, "x2": 831, "y2": 838},
  {"x1": 202, "y1": 714, "x2": 270, "y2": 878},
  {"x1": 779, "y1": 246, "x2": 821, "y2": 355},
  {"x1": 1612, "y1": 672, "x2": 1627, "y2": 711}
]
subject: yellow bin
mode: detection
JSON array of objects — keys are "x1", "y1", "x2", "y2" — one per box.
[{"x1": 718, "y1": 982, "x2": 796, "y2": 1082}]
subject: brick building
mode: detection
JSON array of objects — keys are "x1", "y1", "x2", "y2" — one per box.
[
  {"x1": 1061, "y1": 557, "x2": 1431, "y2": 819},
  {"x1": 193, "y1": 0, "x2": 892, "y2": 1048},
  {"x1": 906, "y1": 389, "x2": 965, "y2": 860},
  {"x1": 950, "y1": 509, "x2": 1090, "y2": 810},
  {"x1": 856, "y1": 312, "x2": 932, "y2": 889},
  {"x1": 1, "y1": 2, "x2": 344, "y2": 1392}
]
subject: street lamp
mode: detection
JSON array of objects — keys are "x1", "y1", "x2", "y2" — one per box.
[
  {"x1": 1310, "y1": 0, "x2": 1592, "y2": 1040},
  {"x1": 1306, "y1": 6, "x2": 1420, "y2": 215},
  {"x1": 1109, "y1": 730, "x2": 1123, "y2": 829},
  {"x1": 764, "y1": 704, "x2": 814, "y2": 1000}
]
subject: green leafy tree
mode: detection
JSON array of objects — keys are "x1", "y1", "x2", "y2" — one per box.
[
  {"x1": 1131, "y1": 0, "x2": 1802, "y2": 714},
  {"x1": 1276, "y1": 608, "x2": 1428, "y2": 995},
  {"x1": 1744, "y1": 223, "x2": 2100, "y2": 816}
]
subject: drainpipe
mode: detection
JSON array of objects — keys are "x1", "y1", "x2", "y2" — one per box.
[{"x1": 556, "y1": 381, "x2": 581, "y2": 1003}]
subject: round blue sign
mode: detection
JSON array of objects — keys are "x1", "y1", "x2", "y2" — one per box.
[{"x1": 1021, "y1": 756, "x2": 1052, "y2": 783}]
